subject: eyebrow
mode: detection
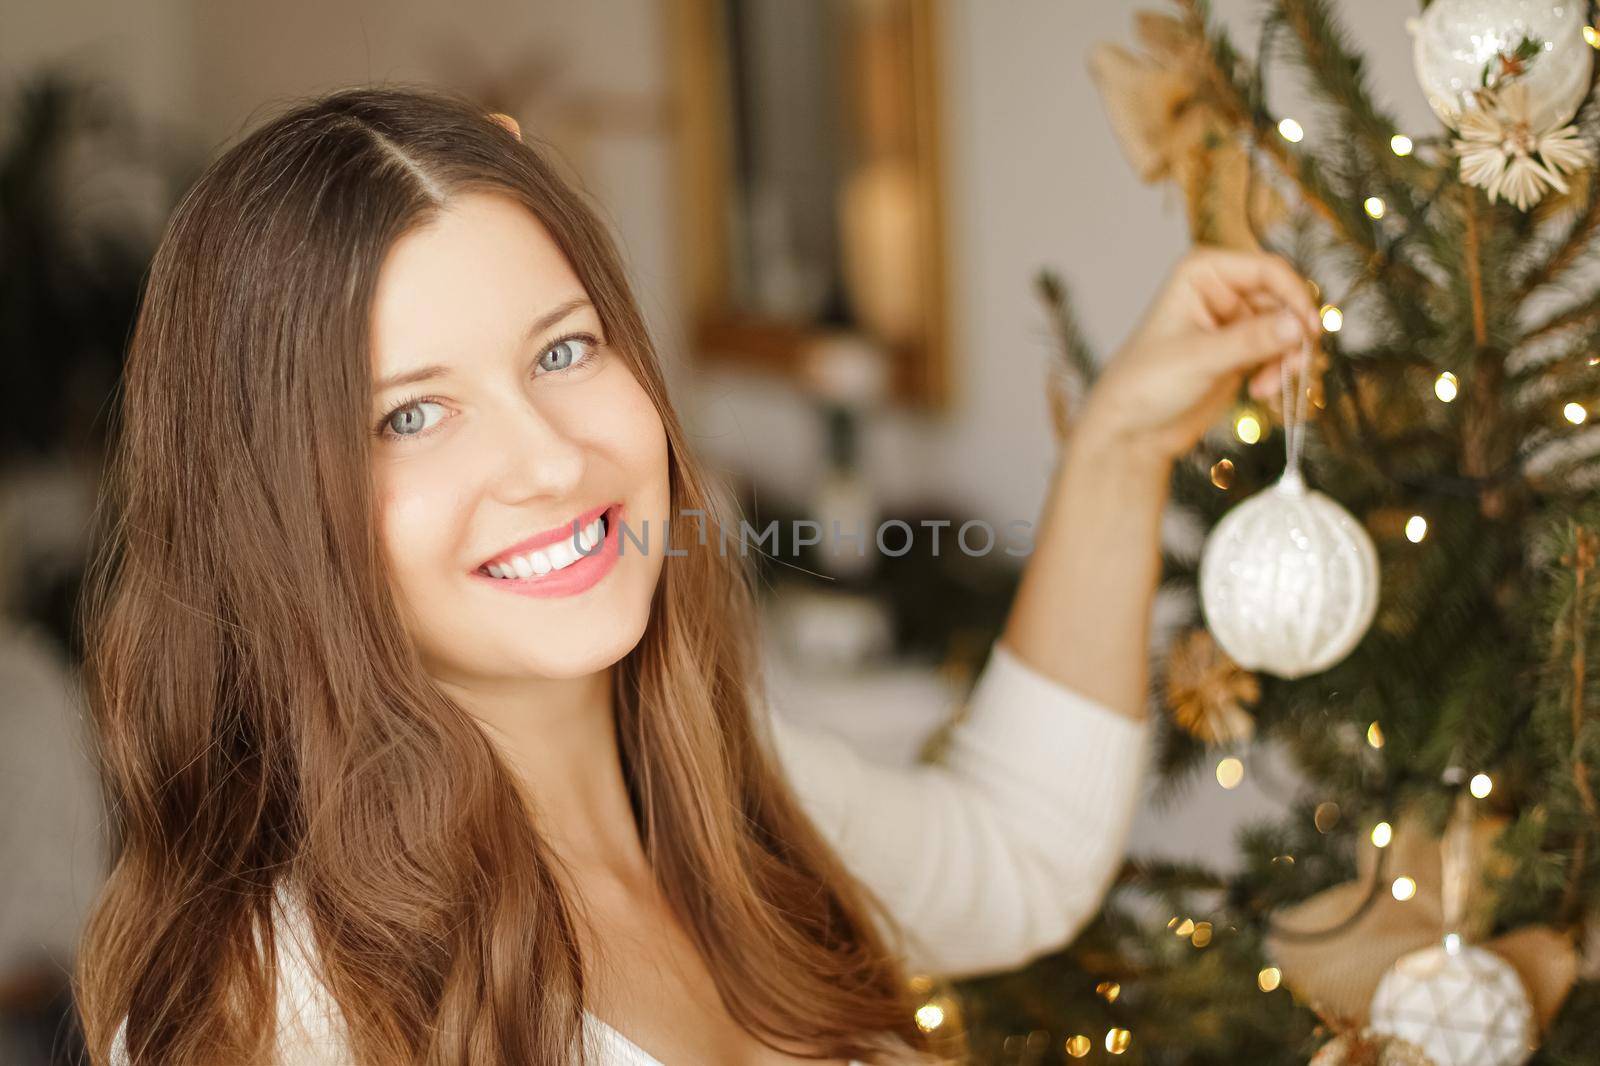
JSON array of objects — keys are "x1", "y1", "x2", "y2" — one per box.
[{"x1": 371, "y1": 296, "x2": 594, "y2": 394}]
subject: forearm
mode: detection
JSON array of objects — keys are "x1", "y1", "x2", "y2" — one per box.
[{"x1": 999, "y1": 418, "x2": 1172, "y2": 721}]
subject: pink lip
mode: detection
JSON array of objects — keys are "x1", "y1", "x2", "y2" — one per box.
[
  {"x1": 469, "y1": 503, "x2": 624, "y2": 599},
  {"x1": 476, "y1": 501, "x2": 617, "y2": 571}
]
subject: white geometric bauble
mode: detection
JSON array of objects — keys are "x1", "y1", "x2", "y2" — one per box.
[
  {"x1": 1370, "y1": 942, "x2": 1537, "y2": 1066},
  {"x1": 1408, "y1": 0, "x2": 1593, "y2": 130},
  {"x1": 1198, "y1": 470, "x2": 1379, "y2": 680}
]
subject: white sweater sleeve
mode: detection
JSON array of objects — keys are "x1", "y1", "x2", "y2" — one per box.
[{"x1": 763, "y1": 637, "x2": 1149, "y2": 979}]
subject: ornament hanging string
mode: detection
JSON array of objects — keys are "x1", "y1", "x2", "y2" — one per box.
[{"x1": 1278, "y1": 334, "x2": 1312, "y2": 490}]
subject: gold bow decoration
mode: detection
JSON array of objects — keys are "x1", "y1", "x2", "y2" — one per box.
[
  {"x1": 1087, "y1": 10, "x2": 1286, "y2": 251},
  {"x1": 1263, "y1": 809, "x2": 1579, "y2": 1033}
]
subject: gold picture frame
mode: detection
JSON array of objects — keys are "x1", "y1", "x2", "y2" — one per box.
[{"x1": 669, "y1": 0, "x2": 952, "y2": 410}]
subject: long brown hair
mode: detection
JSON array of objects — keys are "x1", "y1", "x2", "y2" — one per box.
[{"x1": 75, "y1": 84, "x2": 943, "y2": 1065}]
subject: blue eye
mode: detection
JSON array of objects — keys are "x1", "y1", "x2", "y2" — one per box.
[
  {"x1": 381, "y1": 399, "x2": 447, "y2": 439},
  {"x1": 535, "y1": 334, "x2": 597, "y2": 376},
  {"x1": 373, "y1": 333, "x2": 601, "y2": 444}
]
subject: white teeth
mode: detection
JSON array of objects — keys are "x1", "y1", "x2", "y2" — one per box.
[
  {"x1": 545, "y1": 539, "x2": 577, "y2": 570},
  {"x1": 483, "y1": 512, "x2": 609, "y2": 579}
]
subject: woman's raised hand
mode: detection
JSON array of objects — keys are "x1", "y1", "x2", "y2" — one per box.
[{"x1": 1074, "y1": 247, "x2": 1322, "y2": 467}]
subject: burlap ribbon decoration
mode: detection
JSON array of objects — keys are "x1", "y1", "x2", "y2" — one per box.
[
  {"x1": 1264, "y1": 811, "x2": 1578, "y2": 1031},
  {"x1": 1087, "y1": 10, "x2": 1285, "y2": 250}
]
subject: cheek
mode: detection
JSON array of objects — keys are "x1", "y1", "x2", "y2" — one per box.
[
  {"x1": 580, "y1": 366, "x2": 669, "y2": 490},
  {"x1": 375, "y1": 455, "x2": 477, "y2": 593}
]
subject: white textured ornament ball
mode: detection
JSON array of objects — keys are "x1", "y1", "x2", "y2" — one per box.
[
  {"x1": 1370, "y1": 943, "x2": 1536, "y2": 1066},
  {"x1": 1198, "y1": 472, "x2": 1379, "y2": 679},
  {"x1": 1409, "y1": 0, "x2": 1592, "y2": 130}
]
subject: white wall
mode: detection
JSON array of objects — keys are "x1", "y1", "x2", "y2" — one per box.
[{"x1": 0, "y1": 0, "x2": 196, "y2": 121}]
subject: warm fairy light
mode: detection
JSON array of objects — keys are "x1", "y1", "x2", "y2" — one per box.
[
  {"x1": 1258, "y1": 966, "x2": 1283, "y2": 992},
  {"x1": 1470, "y1": 773, "x2": 1493, "y2": 799},
  {"x1": 1364, "y1": 196, "x2": 1386, "y2": 219},
  {"x1": 1066, "y1": 1035, "x2": 1092, "y2": 1058},
  {"x1": 1367, "y1": 721, "x2": 1385, "y2": 749},
  {"x1": 1392, "y1": 875, "x2": 1418, "y2": 901},
  {"x1": 1234, "y1": 411, "x2": 1263, "y2": 445},
  {"x1": 1405, "y1": 515, "x2": 1428, "y2": 543},
  {"x1": 1166, "y1": 915, "x2": 1182, "y2": 930},
  {"x1": 1278, "y1": 117, "x2": 1305, "y2": 142},
  {"x1": 1216, "y1": 757, "x2": 1245, "y2": 790},
  {"x1": 1372, "y1": 821, "x2": 1394, "y2": 848},
  {"x1": 914, "y1": 1003, "x2": 945, "y2": 1032},
  {"x1": 1314, "y1": 801, "x2": 1341, "y2": 833},
  {"x1": 1391, "y1": 133, "x2": 1414, "y2": 156},
  {"x1": 1320, "y1": 305, "x2": 1344, "y2": 332},
  {"x1": 1564, "y1": 402, "x2": 1589, "y2": 425},
  {"x1": 1586, "y1": 25, "x2": 1600, "y2": 48},
  {"x1": 1096, "y1": 981, "x2": 1122, "y2": 1003},
  {"x1": 1191, "y1": 922, "x2": 1214, "y2": 948},
  {"x1": 1211, "y1": 458, "x2": 1235, "y2": 489},
  {"x1": 1175, "y1": 918, "x2": 1196, "y2": 938},
  {"x1": 1445, "y1": 933, "x2": 1462, "y2": 955},
  {"x1": 1105, "y1": 1028, "x2": 1133, "y2": 1055},
  {"x1": 1434, "y1": 371, "x2": 1458, "y2": 402}
]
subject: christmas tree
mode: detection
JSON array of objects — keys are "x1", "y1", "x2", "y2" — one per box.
[{"x1": 935, "y1": 3, "x2": 1600, "y2": 1063}]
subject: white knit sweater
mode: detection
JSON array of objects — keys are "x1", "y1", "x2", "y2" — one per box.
[{"x1": 110, "y1": 638, "x2": 1149, "y2": 1063}]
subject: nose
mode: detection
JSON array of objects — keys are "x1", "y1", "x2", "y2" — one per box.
[{"x1": 482, "y1": 397, "x2": 586, "y2": 506}]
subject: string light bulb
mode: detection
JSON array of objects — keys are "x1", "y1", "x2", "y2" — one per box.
[
  {"x1": 1278, "y1": 117, "x2": 1305, "y2": 142},
  {"x1": 914, "y1": 1003, "x2": 945, "y2": 1032},
  {"x1": 1096, "y1": 981, "x2": 1121, "y2": 1003},
  {"x1": 1174, "y1": 918, "x2": 1196, "y2": 938},
  {"x1": 1372, "y1": 821, "x2": 1393, "y2": 848},
  {"x1": 1065, "y1": 1035, "x2": 1092, "y2": 1058},
  {"x1": 1564, "y1": 402, "x2": 1589, "y2": 425},
  {"x1": 1367, "y1": 721, "x2": 1385, "y2": 749},
  {"x1": 1405, "y1": 515, "x2": 1428, "y2": 543},
  {"x1": 1392, "y1": 875, "x2": 1418, "y2": 901},
  {"x1": 1234, "y1": 411, "x2": 1262, "y2": 445},
  {"x1": 1434, "y1": 371, "x2": 1458, "y2": 402},
  {"x1": 1191, "y1": 922, "x2": 1214, "y2": 947},
  {"x1": 1470, "y1": 773, "x2": 1493, "y2": 799},
  {"x1": 1586, "y1": 24, "x2": 1600, "y2": 48},
  {"x1": 1390, "y1": 133, "x2": 1414, "y2": 156},
  {"x1": 1105, "y1": 1029, "x2": 1132, "y2": 1055},
  {"x1": 1216, "y1": 757, "x2": 1245, "y2": 790},
  {"x1": 1364, "y1": 196, "x2": 1386, "y2": 219},
  {"x1": 1320, "y1": 305, "x2": 1344, "y2": 332},
  {"x1": 1258, "y1": 966, "x2": 1283, "y2": 992}
]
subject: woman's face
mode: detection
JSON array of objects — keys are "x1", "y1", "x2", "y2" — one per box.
[{"x1": 368, "y1": 190, "x2": 669, "y2": 688}]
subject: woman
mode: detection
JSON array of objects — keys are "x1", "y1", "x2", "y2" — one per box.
[{"x1": 80, "y1": 85, "x2": 1318, "y2": 1065}]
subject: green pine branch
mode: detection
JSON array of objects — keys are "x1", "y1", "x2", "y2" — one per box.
[{"x1": 1174, "y1": 0, "x2": 1431, "y2": 296}]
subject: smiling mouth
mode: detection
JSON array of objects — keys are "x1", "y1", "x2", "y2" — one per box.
[{"x1": 476, "y1": 504, "x2": 617, "y2": 580}]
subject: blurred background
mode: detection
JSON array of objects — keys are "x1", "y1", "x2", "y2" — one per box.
[{"x1": 0, "y1": 1, "x2": 1436, "y2": 1062}]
